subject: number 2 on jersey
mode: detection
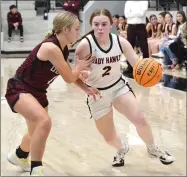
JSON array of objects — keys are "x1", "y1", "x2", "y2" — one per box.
[{"x1": 102, "y1": 66, "x2": 111, "y2": 77}]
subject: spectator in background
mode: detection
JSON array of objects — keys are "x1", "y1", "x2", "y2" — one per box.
[
  {"x1": 118, "y1": 15, "x2": 128, "y2": 39},
  {"x1": 151, "y1": 12, "x2": 176, "y2": 57},
  {"x1": 181, "y1": 21, "x2": 187, "y2": 48},
  {"x1": 157, "y1": 11, "x2": 187, "y2": 69},
  {"x1": 146, "y1": 14, "x2": 159, "y2": 39},
  {"x1": 7, "y1": 5, "x2": 23, "y2": 42},
  {"x1": 111, "y1": 14, "x2": 119, "y2": 34},
  {"x1": 169, "y1": 21, "x2": 187, "y2": 70},
  {"x1": 148, "y1": 12, "x2": 167, "y2": 56},
  {"x1": 112, "y1": 15, "x2": 119, "y2": 29},
  {"x1": 63, "y1": 0, "x2": 82, "y2": 22},
  {"x1": 124, "y1": 0, "x2": 149, "y2": 73},
  {"x1": 112, "y1": 14, "x2": 119, "y2": 26}
]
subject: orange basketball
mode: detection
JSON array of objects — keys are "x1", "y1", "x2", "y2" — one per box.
[{"x1": 133, "y1": 58, "x2": 163, "y2": 87}]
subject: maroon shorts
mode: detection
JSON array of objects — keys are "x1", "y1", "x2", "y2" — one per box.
[{"x1": 5, "y1": 78, "x2": 48, "y2": 113}]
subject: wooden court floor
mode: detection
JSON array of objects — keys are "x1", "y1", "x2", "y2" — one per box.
[{"x1": 1, "y1": 58, "x2": 186, "y2": 176}]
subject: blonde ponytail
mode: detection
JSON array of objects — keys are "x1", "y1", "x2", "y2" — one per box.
[
  {"x1": 44, "y1": 30, "x2": 55, "y2": 39},
  {"x1": 43, "y1": 11, "x2": 78, "y2": 40}
]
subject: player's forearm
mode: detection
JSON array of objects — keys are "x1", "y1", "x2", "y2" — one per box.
[
  {"x1": 74, "y1": 78, "x2": 88, "y2": 92},
  {"x1": 130, "y1": 56, "x2": 139, "y2": 68},
  {"x1": 125, "y1": 48, "x2": 140, "y2": 68},
  {"x1": 70, "y1": 66, "x2": 82, "y2": 83}
]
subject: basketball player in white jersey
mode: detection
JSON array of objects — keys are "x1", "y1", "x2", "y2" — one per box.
[{"x1": 75, "y1": 9, "x2": 175, "y2": 167}]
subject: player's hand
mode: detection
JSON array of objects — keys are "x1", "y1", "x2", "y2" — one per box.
[
  {"x1": 85, "y1": 87, "x2": 101, "y2": 101},
  {"x1": 75, "y1": 54, "x2": 95, "y2": 71},
  {"x1": 79, "y1": 70, "x2": 91, "y2": 82}
]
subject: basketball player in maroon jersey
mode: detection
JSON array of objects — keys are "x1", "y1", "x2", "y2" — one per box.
[{"x1": 5, "y1": 11, "x2": 96, "y2": 176}]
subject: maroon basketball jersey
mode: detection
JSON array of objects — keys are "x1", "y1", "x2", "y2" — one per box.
[{"x1": 15, "y1": 35, "x2": 69, "y2": 91}]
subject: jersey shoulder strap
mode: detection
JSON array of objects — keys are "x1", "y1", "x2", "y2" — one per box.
[
  {"x1": 84, "y1": 33, "x2": 97, "y2": 55},
  {"x1": 110, "y1": 33, "x2": 123, "y2": 53}
]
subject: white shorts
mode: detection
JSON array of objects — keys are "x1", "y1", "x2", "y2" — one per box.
[{"x1": 86, "y1": 77, "x2": 135, "y2": 120}]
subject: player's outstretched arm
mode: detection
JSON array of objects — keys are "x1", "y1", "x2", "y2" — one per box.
[
  {"x1": 37, "y1": 42, "x2": 93, "y2": 83},
  {"x1": 74, "y1": 38, "x2": 92, "y2": 87}
]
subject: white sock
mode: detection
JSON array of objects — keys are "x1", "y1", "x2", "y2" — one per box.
[{"x1": 117, "y1": 142, "x2": 128, "y2": 154}]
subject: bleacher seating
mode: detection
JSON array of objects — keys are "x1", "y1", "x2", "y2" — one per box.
[
  {"x1": 1, "y1": 0, "x2": 186, "y2": 55},
  {"x1": 1, "y1": 0, "x2": 48, "y2": 53}
]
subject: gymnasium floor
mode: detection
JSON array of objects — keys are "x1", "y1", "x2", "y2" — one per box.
[{"x1": 1, "y1": 58, "x2": 186, "y2": 176}]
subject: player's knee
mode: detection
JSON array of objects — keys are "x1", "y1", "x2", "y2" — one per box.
[
  {"x1": 38, "y1": 117, "x2": 52, "y2": 134},
  {"x1": 132, "y1": 112, "x2": 147, "y2": 127}
]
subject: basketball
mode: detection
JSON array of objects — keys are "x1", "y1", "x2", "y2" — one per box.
[{"x1": 133, "y1": 58, "x2": 163, "y2": 87}]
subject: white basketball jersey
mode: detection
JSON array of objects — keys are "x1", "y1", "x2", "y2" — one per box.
[{"x1": 85, "y1": 33, "x2": 123, "y2": 88}]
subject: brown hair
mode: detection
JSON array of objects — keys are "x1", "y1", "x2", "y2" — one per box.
[
  {"x1": 165, "y1": 12, "x2": 173, "y2": 18},
  {"x1": 45, "y1": 11, "x2": 78, "y2": 39},
  {"x1": 159, "y1": 11, "x2": 167, "y2": 18},
  {"x1": 72, "y1": 9, "x2": 113, "y2": 47},
  {"x1": 89, "y1": 8, "x2": 113, "y2": 25},
  {"x1": 176, "y1": 11, "x2": 187, "y2": 32},
  {"x1": 149, "y1": 14, "x2": 157, "y2": 21},
  {"x1": 119, "y1": 15, "x2": 127, "y2": 31}
]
